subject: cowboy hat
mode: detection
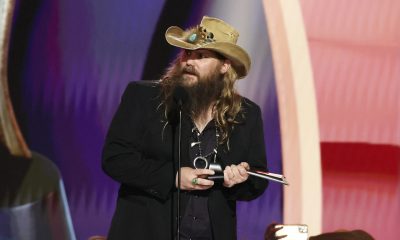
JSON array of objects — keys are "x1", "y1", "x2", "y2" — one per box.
[{"x1": 165, "y1": 16, "x2": 251, "y2": 79}]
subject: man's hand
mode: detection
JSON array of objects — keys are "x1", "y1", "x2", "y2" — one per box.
[
  {"x1": 176, "y1": 167, "x2": 215, "y2": 190},
  {"x1": 223, "y1": 162, "x2": 250, "y2": 188}
]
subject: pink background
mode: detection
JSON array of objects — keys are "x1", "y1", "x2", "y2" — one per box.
[{"x1": 301, "y1": 0, "x2": 400, "y2": 239}]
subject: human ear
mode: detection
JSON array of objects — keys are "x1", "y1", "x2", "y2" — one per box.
[{"x1": 220, "y1": 60, "x2": 231, "y2": 74}]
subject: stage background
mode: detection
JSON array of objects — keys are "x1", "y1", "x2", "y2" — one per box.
[
  {"x1": 4, "y1": 0, "x2": 399, "y2": 239},
  {"x1": 301, "y1": 0, "x2": 400, "y2": 239},
  {"x1": 8, "y1": 0, "x2": 282, "y2": 239}
]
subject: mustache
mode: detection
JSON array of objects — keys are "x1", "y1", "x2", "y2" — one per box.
[{"x1": 182, "y1": 65, "x2": 199, "y2": 76}]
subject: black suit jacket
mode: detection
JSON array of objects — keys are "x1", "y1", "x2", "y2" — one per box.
[{"x1": 102, "y1": 81, "x2": 268, "y2": 240}]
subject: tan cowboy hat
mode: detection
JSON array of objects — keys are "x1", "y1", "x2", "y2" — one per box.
[{"x1": 165, "y1": 16, "x2": 251, "y2": 79}]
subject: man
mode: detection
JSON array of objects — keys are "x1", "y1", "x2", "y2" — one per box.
[{"x1": 102, "y1": 16, "x2": 268, "y2": 240}]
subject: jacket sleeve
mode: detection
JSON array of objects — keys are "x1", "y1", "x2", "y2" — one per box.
[
  {"x1": 102, "y1": 82, "x2": 174, "y2": 200},
  {"x1": 224, "y1": 103, "x2": 269, "y2": 201}
]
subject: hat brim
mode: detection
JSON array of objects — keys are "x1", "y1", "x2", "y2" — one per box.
[{"x1": 165, "y1": 26, "x2": 250, "y2": 79}]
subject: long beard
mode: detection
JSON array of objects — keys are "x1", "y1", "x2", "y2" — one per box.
[{"x1": 171, "y1": 65, "x2": 224, "y2": 119}]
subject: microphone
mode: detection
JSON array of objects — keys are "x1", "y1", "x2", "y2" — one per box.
[
  {"x1": 172, "y1": 85, "x2": 188, "y2": 240},
  {"x1": 173, "y1": 85, "x2": 188, "y2": 108},
  {"x1": 168, "y1": 86, "x2": 188, "y2": 126}
]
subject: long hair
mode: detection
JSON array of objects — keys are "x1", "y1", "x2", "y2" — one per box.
[{"x1": 160, "y1": 51, "x2": 243, "y2": 145}]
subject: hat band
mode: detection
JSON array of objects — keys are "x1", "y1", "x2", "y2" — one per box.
[{"x1": 186, "y1": 25, "x2": 215, "y2": 46}]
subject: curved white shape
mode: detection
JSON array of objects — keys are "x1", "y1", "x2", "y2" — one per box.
[{"x1": 262, "y1": 0, "x2": 322, "y2": 236}]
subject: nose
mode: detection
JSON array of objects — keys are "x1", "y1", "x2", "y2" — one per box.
[{"x1": 186, "y1": 57, "x2": 195, "y2": 66}]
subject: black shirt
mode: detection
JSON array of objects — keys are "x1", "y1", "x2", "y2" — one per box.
[{"x1": 180, "y1": 120, "x2": 217, "y2": 240}]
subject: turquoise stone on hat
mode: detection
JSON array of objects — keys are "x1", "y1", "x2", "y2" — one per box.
[{"x1": 188, "y1": 33, "x2": 197, "y2": 43}]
